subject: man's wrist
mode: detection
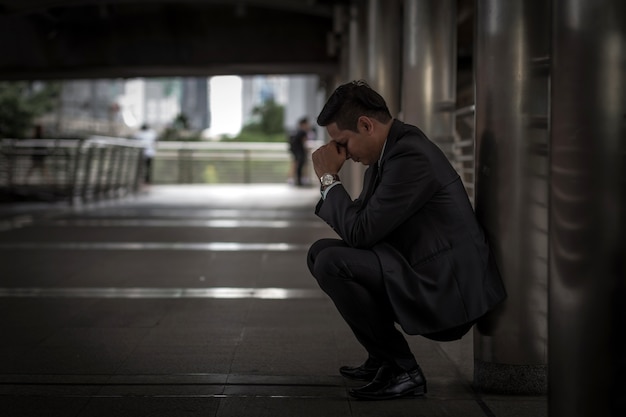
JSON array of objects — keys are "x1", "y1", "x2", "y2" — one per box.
[
  {"x1": 320, "y1": 173, "x2": 340, "y2": 188},
  {"x1": 321, "y1": 181, "x2": 341, "y2": 199},
  {"x1": 319, "y1": 173, "x2": 340, "y2": 199}
]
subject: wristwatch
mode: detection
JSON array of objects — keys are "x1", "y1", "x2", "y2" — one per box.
[{"x1": 320, "y1": 173, "x2": 340, "y2": 189}]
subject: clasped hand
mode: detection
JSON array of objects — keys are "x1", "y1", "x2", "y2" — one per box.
[{"x1": 312, "y1": 141, "x2": 347, "y2": 178}]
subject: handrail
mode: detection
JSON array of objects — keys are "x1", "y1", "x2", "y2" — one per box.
[
  {"x1": 454, "y1": 104, "x2": 475, "y2": 118},
  {"x1": 152, "y1": 140, "x2": 320, "y2": 185},
  {"x1": 0, "y1": 136, "x2": 144, "y2": 204},
  {"x1": 452, "y1": 105, "x2": 476, "y2": 205},
  {"x1": 0, "y1": 138, "x2": 320, "y2": 201}
]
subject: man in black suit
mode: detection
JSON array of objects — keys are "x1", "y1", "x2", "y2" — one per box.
[{"x1": 307, "y1": 80, "x2": 506, "y2": 400}]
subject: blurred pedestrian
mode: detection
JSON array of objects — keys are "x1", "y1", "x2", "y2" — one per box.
[
  {"x1": 133, "y1": 123, "x2": 158, "y2": 184},
  {"x1": 288, "y1": 117, "x2": 312, "y2": 186}
]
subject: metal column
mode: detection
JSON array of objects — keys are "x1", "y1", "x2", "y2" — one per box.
[
  {"x1": 348, "y1": 3, "x2": 367, "y2": 82},
  {"x1": 474, "y1": 0, "x2": 550, "y2": 394},
  {"x1": 401, "y1": 0, "x2": 456, "y2": 154},
  {"x1": 550, "y1": 1, "x2": 626, "y2": 415},
  {"x1": 366, "y1": 0, "x2": 402, "y2": 117},
  {"x1": 337, "y1": 2, "x2": 369, "y2": 198}
]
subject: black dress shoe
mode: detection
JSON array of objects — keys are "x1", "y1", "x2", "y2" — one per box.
[
  {"x1": 349, "y1": 364, "x2": 427, "y2": 400},
  {"x1": 339, "y1": 357, "x2": 383, "y2": 381}
]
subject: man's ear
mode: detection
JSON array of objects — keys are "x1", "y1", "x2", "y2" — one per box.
[{"x1": 358, "y1": 116, "x2": 373, "y2": 134}]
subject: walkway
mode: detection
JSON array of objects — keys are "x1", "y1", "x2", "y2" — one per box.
[{"x1": 0, "y1": 185, "x2": 546, "y2": 417}]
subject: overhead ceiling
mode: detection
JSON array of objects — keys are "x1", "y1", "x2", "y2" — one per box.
[
  {"x1": 0, "y1": 0, "x2": 351, "y2": 80},
  {"x1": 0, "y1": 0, "x2": 474, "y2": 82}
]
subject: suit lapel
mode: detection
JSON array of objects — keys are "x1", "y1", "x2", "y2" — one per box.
[{"x1": 362, "y1": 163, "x2": 379, "y2": 205}]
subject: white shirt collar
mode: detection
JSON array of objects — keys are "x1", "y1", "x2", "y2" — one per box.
[{"x1": 378, "y1": 140, "x2": 388, "y2": 168}]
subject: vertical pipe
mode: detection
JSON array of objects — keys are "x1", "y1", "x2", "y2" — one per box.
[
  {"x1": 112, "y1": 146, "x2": 124, "y2": 196},
  {"x1": 549, "y1": 0, "x2": 625, "y2": 415},
  {"x1": 474, "y1": 0, "x2": 550, "y2": 394},
  {"x1": 402, "y1": 0, "x2": 456, "y2": 154},
  {"x1": 69, "y1": 141, "x2": 83, "y2": 205},
  {"x1": 81, "y1": 145, "x2": 94, "y2": 203},
  {"x1": 133, "y1": 148, "x2": 143, "y2": 192},
  {"x1": 105, "y1": 147, "x2": 116, "y2": 197}
]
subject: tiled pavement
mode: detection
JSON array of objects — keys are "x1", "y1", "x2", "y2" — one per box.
[{"x1": 0, "y1": 185, "x2": 547, "y2": 416}]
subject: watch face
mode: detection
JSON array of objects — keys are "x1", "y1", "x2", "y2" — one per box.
[{"x1": 321, "y1": 174, "x2": 335, "y2": 186}]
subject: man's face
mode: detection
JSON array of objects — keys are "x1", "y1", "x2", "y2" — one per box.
[{"x1": 326, "y1": 121, "x2": 382, "y2": 166}]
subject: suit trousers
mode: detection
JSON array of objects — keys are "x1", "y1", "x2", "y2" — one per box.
[{"x1": 307, "y1": 238, "x2": 418, "y2": 371}]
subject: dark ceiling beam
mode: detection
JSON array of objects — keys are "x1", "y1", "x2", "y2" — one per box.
[
  {"x1": 0, "y1": 0, "x2": 337, "y2": 18},
  {"x1": 0, "y1": 1, "x2": 339, "y2": 80}
]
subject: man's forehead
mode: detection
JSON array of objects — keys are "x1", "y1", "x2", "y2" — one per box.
[{"x1": 326, "y1": 123, "x2": 345, "y2": 138}]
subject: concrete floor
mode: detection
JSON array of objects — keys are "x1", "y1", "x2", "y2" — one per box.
[{"x1": 0, "y1": 185, "x2": 547, "y2": 417}]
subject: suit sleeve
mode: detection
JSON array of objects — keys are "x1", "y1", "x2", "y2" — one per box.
[{"x1": 316, "y1": 141, "x2": 441, "y2": 248}]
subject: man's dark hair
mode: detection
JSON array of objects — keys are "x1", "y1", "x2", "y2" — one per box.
[{"x1": 316, "y1": 80, "x2": 392, "y2": 132}]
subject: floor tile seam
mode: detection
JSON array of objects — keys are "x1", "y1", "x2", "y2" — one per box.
[
  {"x1": 0, "y1": 242, "x2": 313, "y2": 251},
  {"x1": 223, "y1": 303, "x2": 252, "y2": 387},
  {"x1": 0, "y1": 200, "x2": 94, "y2": 232},
  {"x1": 0, "y1": 375, "x2": 346, "y2": 388},
  {"x1": 33, "y1": 219, "x2": 327, "y2": 228},
  {"x1": 103, "y1": 328, "x2": 154, "y2": 393},
  {"x1": 0, "y1": 205, "x2": 321, "y2": 232},
  {"x1": 0, "y1": 392, "x2": 351, "y2": 400},
  {"x1": 0, "y1": 382, "x2": 346, "y2": 388},
  {"x1": 0, "y1": 286, "x2": 327, "y2": 300},
  {"x1": 431, "y1": 342, "x2": 497, "y2": 417}
]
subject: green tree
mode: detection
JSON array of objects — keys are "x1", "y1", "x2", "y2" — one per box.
[
  {"x1": 0, "y1": 81, "x2": 60, "y2": 138},
  {"x1": 251, "y1": 98, "x2": 285, "y2": 135}
]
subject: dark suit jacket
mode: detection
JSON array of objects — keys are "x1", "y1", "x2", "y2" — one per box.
[{"x1": 316, "y1": 119, "x2": 506, "y2": 337}]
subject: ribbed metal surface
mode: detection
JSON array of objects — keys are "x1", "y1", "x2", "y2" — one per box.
[{"x1": 549, "y1": 0, "x2": 626, "y2": 415}]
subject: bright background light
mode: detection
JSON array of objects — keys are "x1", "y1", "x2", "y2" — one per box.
[{"x1": 209, "y1": 76, "x2": 243, "y2": 137}]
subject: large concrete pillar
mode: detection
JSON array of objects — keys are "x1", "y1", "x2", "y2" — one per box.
[
  {"x1": 473, "y1": 0, "x2": 550, "y2": 394},
  {"x1": 401, "y1": 0, "x2": 456, "y2": 154},
  {"x1": 549, "y1": 1, "x2": 626, "y2": 415}
]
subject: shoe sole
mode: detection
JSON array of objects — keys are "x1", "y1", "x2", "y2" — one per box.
[
  {"x1": 339, "y1": 370, "x2": 378, "y2": 381},
  {"x1": 348, "y1": 385, "x2": 427, "y2": 400}
]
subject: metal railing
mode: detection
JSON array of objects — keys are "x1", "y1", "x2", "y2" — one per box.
[
  {"x1": 452, "y1": 104, "x2": 476, "y2": 205},
  {"x1": 0, "y1": 138, "x2": 320, "y2": 203},
  {"x1": 0, "y1": 137, "x2": 144, "y2": 204},
  {"x1": 153, "y1": 141, "x2": 319, "y2": 185}
]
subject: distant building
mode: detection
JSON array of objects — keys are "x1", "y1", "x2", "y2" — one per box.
[
  {"x1": 241, "y1": 75, "x2": 323, "y2": 132},
  {"x1": 284, "y1": 75, "x2": 324, "y2": 132},
  {"x1": 180, "y1": 78, "x2": 210, "y2": 131},
  {"x1": 42, "y1": 75, "x2": 320, "y2": 139}
]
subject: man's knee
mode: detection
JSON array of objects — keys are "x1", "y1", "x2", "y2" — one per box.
[
  {"x1": 308, "y1": 238, "x2": 343, "y2": 263},
  {"x1": 307, "y1": 239, "x2": 344, "y2": 284},
  {"x1": 307, "y1": 239, "x2": 325, "y2": 275}
]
